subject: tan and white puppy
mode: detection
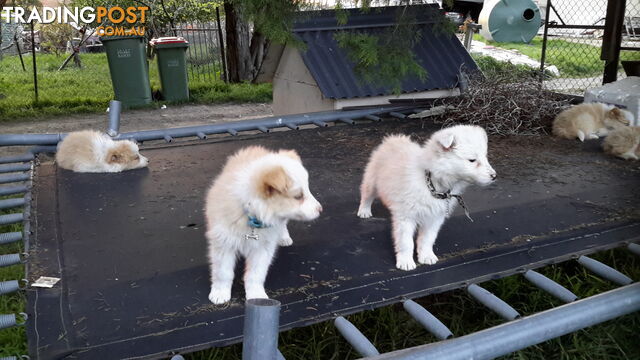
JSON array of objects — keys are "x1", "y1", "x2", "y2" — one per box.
[
  {"x1": 603, "y1": 126, "x2": 640, "y2": 160},
  {"x1": 552, "y1": 103, "x2": 632, "y2": 142},
  {"x1": 204, "y1": 146, "x2": 322, "y2": 304},
  {"x1": 56, "y1": 130, "x2": 148, "y2": 173},
  {"x1": 357, "y1": 125, "x2": 496, "y2": 271}
]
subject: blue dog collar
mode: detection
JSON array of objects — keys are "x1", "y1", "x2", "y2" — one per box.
[{"x1": 247, "y1": 214, "x2": 269, "y2": 229}]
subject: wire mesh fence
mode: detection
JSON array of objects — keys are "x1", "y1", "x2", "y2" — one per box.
[
  {"x1": 172, "y1": 21, "x2": 226, "y2": 83},
  {"x1": 541, "y1": 0, "x2": 640, "y2": 95}
]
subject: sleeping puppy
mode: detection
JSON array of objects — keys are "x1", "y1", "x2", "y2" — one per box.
[
  {"x1": 357, "y1": 125, "x2": 496, "y2": 271},
  {"x1": 603, "y1": 126, "x2": 640, "y2": 160},
  {"x1": 56, "y1": 130, "x2": 148, "y2": 173},
  {"x1": 204, "y1": 146, "x2": 322, "y2": 304},
  {"x1": 552, "y1": 103, "x2": 632, "y2": 142}
]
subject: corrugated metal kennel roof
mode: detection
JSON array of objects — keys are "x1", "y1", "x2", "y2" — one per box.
[{"x1": 291, "y1": 5, "x2": 479, "y2": 99}]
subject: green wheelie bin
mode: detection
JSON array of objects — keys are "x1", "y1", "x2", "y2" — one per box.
[
  {"x1": 151, "y1": 37, "x2": 190, "y2": 102},
  {"x1": 101, "y1": 35, "x2": 152, "y2": 107}
]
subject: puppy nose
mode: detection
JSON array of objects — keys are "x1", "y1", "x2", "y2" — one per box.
[
  {"x1": 490, "y1": 173, "x2": 497, "y2": 180},
  {"x1": 317, "y1": 204, "x2": 323, "y2": 213}
]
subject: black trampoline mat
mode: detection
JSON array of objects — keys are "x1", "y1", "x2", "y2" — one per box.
[{"x1": 27, "y1": 120, "x2": 640, "y2": 359}]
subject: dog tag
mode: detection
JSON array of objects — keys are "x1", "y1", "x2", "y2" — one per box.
[{"x1": 244, "y1": 229, "x2": 260, "y2": 241}]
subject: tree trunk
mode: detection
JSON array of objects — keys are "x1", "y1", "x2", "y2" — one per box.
[
  {"x1": 0, "y1": 0, "x2": 6, "y2": 61},
  {"x1": 224, "y1": 1, "x2": 253, "y2": 82}
]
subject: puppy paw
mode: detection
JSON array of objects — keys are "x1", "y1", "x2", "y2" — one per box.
[
  {"x1": 278, "y1": 236, "x2": 293, "y2": 246},
  {"x1": 418, "y1": 251, "x2": 439, "y2": 265},
  {"x1": 357, "y1": 207, "x2": 372, "y2": 218},
  {"x1": 395, "y1": 256, "x2": 417, "y2": 271},
  {"x1": 208, "y1": 286, "x2": 232, "y2": 304},
  {"x1": 245, "y1": 288, "x2": 269, "y2": 300}
]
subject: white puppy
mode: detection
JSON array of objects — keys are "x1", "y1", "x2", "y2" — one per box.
[
  {"x1": 204, "y1": 146, "x2": 322, "y2": 304},
  {"x1": 357, "y1": 125, "x2": 496, "y2": 271},
  {"x1": 56, "y1": 130, "x2": 148, "y2": 173}
]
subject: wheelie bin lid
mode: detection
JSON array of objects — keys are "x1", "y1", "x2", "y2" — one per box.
[
  {"x1": 100, "y1": 35, "x2": 146, "y2": 42},
  {"x1": 150, "y1": 36, "x2": 189, "y2": 49}
]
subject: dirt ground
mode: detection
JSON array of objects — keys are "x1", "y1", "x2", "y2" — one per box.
[{"x1": 0, "y1": 103, "x2": 273, "y2": 156}]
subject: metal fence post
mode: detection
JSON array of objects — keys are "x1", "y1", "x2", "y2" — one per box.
[{"x1": 242, "y1": 298, "x2": 281, "y2": 360}]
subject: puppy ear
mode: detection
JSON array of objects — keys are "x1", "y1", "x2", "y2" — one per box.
[
  {"x1": 259, "y1": 166, "x2": 291, "y2": 198},
  {"x1": 436, "y1": 133, "x2": 456, "y2": 151},
  {"x1": 278, "y1": 149, "x2": 301, "y2": 161},
  {"x1": 107, "y1": 150, "x2": 124, "y2": 164},
  {"x1": 610, "y1": 107, "x2": 621, "y2": 116}
]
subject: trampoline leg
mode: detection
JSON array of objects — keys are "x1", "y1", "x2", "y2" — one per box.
[
  {"x1": 107, "y1": 100, "x2": 121, "y2": 137},
  {"x1": 243, "y1": 298, "x2": 281, "y2": 360}
]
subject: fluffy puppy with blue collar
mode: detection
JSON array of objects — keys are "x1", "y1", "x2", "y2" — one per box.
[{"x1": 204, "y1": 146, "x2": 322, "y2": 304}]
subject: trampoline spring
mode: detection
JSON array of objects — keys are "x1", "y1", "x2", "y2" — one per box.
[
  {"x1": 312, "y1": 120, "x2": 328, "y2": 127},
  {"x1": 285, "y1": 123, "x2": 299, "y2": 130},
  {"x1": 0, "y1": 254, "x2": 23, "y2": 267},
  {"x1": 257, "y1": 126, "x2": 270, "y2": 133},
  {"x1": 0, "y1": 356, "x2": 30, "y2": 360},
  {"x1": 403, "y1": 300, "x2": 453, "y2": 340},
  {"x1": 578, "y1": 256, "x2": 633, "y2": 286},
  {"x1": 524, "y1": 270, "x2": 578, "y2": 303},
  {"x1": 0, "y1": 198, "x2": 25, "y2": 211},
  {"x1": 0, "y1": 163, "x2": 31, "y2": 174},
  {"x1": 364, "y1": 114, "x2": 382, "y2": 122},
  {"x1": 389, "y1": 111, "x2": 407, "y2": 119},
  {"x1": 334, "y1": 316, "x2": 380, "y2": 357},
  {"x1": 164, "y1": 135, "x2": 174, "y2": 143},
  {"x1": 0, "y1": 153, "x2": 34, "y2": 165},
  {"x1": 0, "y1": 232, "x2": 22, "y2": 245},
  {"x1": 0, "y1": 213, "x2": 24, "y2": 226},
  {"x1": 0, "y1": 185, "x2": 28, "y2": 197},
  {"x1": 0, "y1": 312, "x2": 27, "y2": 330},
  {"x1": 628, "y1": 243, "x2": 640, "y2": 256},
  {"x1": 338, "y1": 118, "x2": 355, "y2": 125},
  {"x1": 0, "y1": 173, "x2": 29, "y2": 185},
  {"x1": 0, "y1": 280, "x2": 20, "y2": 295},
  {"x1": 467, "y1": 284, "x2": 520, "y2": 321}
]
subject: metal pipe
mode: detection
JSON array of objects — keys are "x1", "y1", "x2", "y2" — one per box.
[
  {"x1": 107, "y1": 100, "x2": 122, "y2": 137},
  {"x1": 286, "y1": 123, "x2": 299, "y2": 130},
  {"x1": 403, "y1": 300, "x2": 453, "y2": 340},
  {"x1": 0, "y1": 198, "x2": 25, "y2": 211},
  {"x1": 0, "y1": 254, "x2": 22, "y2": 268},
  {"x1": 578, "y1": 256, "x2": 632, "y2": 285},
  {"x1": 0, "y1": 106, "x2": 410, "y2": 146},
  {"x1": 164, "y1": 135, "x2": 174, "y2": 143},
  {"x1": 0, "y1": 280, "x2": 20, "y2": 295},
  {"x1": 197, "y1": 132, "x2": 208, "y2": 139},
  {"x1": 277, "y1": 349, "x2": 286, "y2": 360},
  {"x1": 312, "y1": 120, "x2": 328, "y2": 127},
  {"x1": 0, "y1": 154, "x2": 33, "y2": 164},
  {"x1": 0, "y1": 174, "x2": 29, "y2": 185},
  {"x1": 0, "y1": 213, "x2": 24, "y2": 226},
  {"x1": 467, "y1": 284, "x2": 520, "y2": 321},
  {"x1": 242, "y1": 298, "x2": 281, "y2": 360},
  {"x1": 389, "y1": 112, "x2": 406, "y2": 119},
  {"x1": 226, "y1": 129, "x2": 237, "y2": 136},
  {"x1": 334, "y1": 316, "x2": 380, "y2": 357},
  {"x1": 0, "y1": 232, "x2": 22, "y2": 245},
  {"x1": 0, "y1": 164, "x2": 31, "y2": 174},
  {"x1": 628, "y1": 243, "x2": 640, "y2": 256},
  {"x1": 524, "y1": 270, "x2": 578, "y2": 303},
  {"x1": 364, "y1": 283, "x2": 640, "y2": 360},
  {"x1": 0, "y1": 186, "x2": 28, "y2": 197},
  {"x1": 365, "y1": 114, "x2": 381, "y2": 122},
  {"x1": 338, "y1": 118, "x2": 355, "y2": 125}
]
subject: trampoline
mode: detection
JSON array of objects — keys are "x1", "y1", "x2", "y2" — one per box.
[{"x1": 16, "y1": 115, "x2": 639, "y2": 359}]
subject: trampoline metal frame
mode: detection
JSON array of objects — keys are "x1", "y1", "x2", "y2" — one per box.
[{"x1": 0, "y1": 104, "x2": 638, "y2": 360}]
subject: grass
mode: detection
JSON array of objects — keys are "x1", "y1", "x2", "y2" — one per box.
[
  {"x1": 0, "y1": 53, "x2": 271, "y2": 122},
  {"x1": 472, "y1": 34, "x2": 640, "y2": 78},
  {"x1": 0, "y1": 196, "x2": 27, "y2": 358}
]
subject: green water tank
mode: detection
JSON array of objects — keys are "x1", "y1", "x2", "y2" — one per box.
[{"x1": 479, "y1": 0, "x2": 542, "y2": 43}]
